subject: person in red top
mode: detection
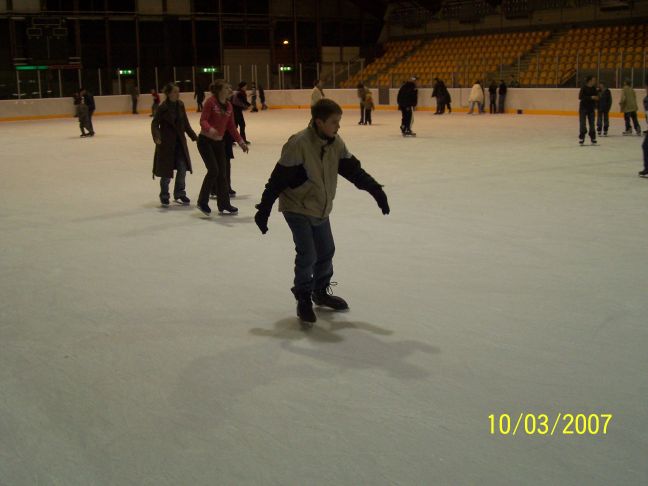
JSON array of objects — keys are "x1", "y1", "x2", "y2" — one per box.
[
  {"x1": 197, "y1": 79, "x2": 249, "y2": 215},
  {"x1": 150, "y1": 89, "x2": 160, "y2": 117}
]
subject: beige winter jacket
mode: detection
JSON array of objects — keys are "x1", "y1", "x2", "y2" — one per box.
[
  {"x1": 277, "y1": 125, "x2": 351, "y2": 219},
  {"x1": 619, "y1": 86, "x2": 638, "y2": 113}
]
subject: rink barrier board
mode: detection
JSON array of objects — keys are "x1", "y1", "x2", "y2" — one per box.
[{"x1": 0, "y1": 108, "x2": 633, "y2": 122}]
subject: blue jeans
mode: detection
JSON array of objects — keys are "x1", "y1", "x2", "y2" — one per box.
[
  {"x1": 283, "y1": 212, "x2": 335, "y2": 296},
  {"x1": 160, "y1": 148, "x2": 187, "y2": 199}
]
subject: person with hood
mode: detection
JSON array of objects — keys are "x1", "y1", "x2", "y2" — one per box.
[
  {"x1": 578, "y1": 75, "x2": 599, "y2": 145},
  {"x1": 596, "y1": 82, "x2": 612, "y2": 137},
  {"x1": 311, "y1": 79, "x2": 325, "y2": 107},
  {"x1": 397, "y1": 76, "x2": 418, "y2": 136},
  {"x1": 620, "y1": 79, "x2": 642, "y2": 136},
  {"x1": 467, "y1": 80, "x2": 484, "y2": 114},
  {"x1": 151, "y1": 83, "x2": 197, "y2": 206},
  {"x1": 253, "y1": 99, "x2": 389, "y2": 326}
]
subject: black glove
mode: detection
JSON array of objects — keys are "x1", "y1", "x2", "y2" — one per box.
[
  {"x1": 254, "y1": 204, "x2": 270, "y2": 234},
  {"x1": 369, "y1": 186, "x2": 390, "y2": 215}
]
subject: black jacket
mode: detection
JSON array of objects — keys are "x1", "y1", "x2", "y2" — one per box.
[
  {"x1": 83, "y1": 93, "x2": 95, "y2": 113},
  {"x1": 597, "y1": 88, "x2": 612, "y2": 112},
  {"x1": 397, "y1": 81, "x2": 418, "y2": 109},
  {"x1": 498, "y1": 82, "x2": 507, "y2": 96},
  {"x1": 579, "y1": 85, "x2": 598, "y2": 112}
]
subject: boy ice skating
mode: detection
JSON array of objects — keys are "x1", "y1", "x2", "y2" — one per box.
[
  {"x1": 254, "y1": 99, "x2": 390, "y2": 327},
  {"x1": 397, "y1": 76, "x2": 418, "y2": 136},
  {"x1": 578, "y1": 76, "x2": 599, "y2": 145}
]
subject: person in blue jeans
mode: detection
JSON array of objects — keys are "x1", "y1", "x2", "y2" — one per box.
[{"x1": 254, "y1": 99, "x2": 390, "y2": 327}]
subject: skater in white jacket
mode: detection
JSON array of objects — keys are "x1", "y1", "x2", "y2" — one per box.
[{"x1": 468, "y1": 81, "x2": 485, "y2": 114}]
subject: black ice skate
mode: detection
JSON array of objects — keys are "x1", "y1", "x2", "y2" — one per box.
[
  {"x1": 175, "y1": 195, "x2": 190, "y2": 205},
  {"x1": 622, "y1": 130, "x2": 633, "y2": 136},
  {"x1": 197, "y1": 202, "x2": 211, "y2": 215},
  {"x1": 295, "y1": 293, "x2": 316, "y2": 327},
  {"x1": 229, "y1": 189, "x2": 237, "y2": 197},
  {"x1": 638, "y1": 169, "x2": 648, "y2": 178},
  {"x1": 579, "y1": 137, "x2": 585, "y2": 145},
  {"x1": 160, "y1": 196, "x2": 170, "y2": 207},
  {"x1": 312, "y1": 284, "x2": 349, "y2": 311},
  {"x1": 403, "y1": 130, "x2": 416, "y2": 137},
  {"x1": 218, "y1": 205, "x2": 238, "y2": 215}
]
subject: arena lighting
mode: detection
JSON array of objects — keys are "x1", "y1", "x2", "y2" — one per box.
[
  {"x1": 202, "y1": 67, "x2": 220, "y2": 73},
  {"x1": 282, "y1": 39, "x2": 289, "y2": 45},
  {"x1": 118, "y1": 69, "x2": 134, "y2": 75},
  {"x1": 279, "y1": 66, "x2": 293, "y2": 72}
]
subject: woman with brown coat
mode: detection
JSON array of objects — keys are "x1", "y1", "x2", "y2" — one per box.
[{"x1": 151, "y1": 83, "x2": 198, "y2": 206}]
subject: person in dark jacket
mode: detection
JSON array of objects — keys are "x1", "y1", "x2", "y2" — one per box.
[
  {"x1": 432, "y1": 78, "x2": 444, "y2": 115},
  {"x1": 596, "y1": 82, "x2": 612, "y2": 137},
  {"x1": 444, "y1": 86, "x2": 452, "y2": 114},
  {"x1": 194, "y1": 84, "x2": 205, "y2": 112},
  {"x1": 488, "y1": 80, "x2": 497, "y2": 114},
  {"x1": 397, "y1": 76, "x2": 418, "y2": 136},
  {"x1": 497, "y1": 80, "x2": 507, "y2": 114},
  {"x1": 578, "y1": 76, "x2": 599, "y2": 145},
  {"x1": 253, "y1": 99, "x2": 389, "y2": 326},
  {"x1": 151, "y1": 83, "x2": 198, "y2": 206},
  {"x1": 80, "y1": 88, "x2": 95, "y2": 134},
  {"x1": 232, "y1": 81, "x2": 251, "y2": 143},
  {"x1": 259, "y1": 84, "x2": 267, "y2": 110},
  {"x1": 74, "y1": 93, "x2": 93, "y2": 137},
  {"x1": 250, "y1": 82, "x2": 259, "y2": 112},
  {"x1": 129, "y1": 84, "x2": 139, "y2": 114}
]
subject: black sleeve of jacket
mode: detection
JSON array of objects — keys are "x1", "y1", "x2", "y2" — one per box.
[
  {"x1": 256, "y1": 163, "x2": 308, "y2": 212},
  {"x1": 338, "y1": 156, "x2": 382, "y2": 192}
]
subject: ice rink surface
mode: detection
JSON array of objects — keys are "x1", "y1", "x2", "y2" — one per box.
[{"x1": 1, "y1": 108, "x2": 647, "y2": 485}]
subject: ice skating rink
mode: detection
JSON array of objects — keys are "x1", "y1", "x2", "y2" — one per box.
[{"x1": 1, "y1": 108, "x2": 647, "y2": 485}]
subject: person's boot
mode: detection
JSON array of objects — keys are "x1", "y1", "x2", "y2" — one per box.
[
  {"x1": 312, "y1": 284, "x2": 349, "y2": 311},
  {"x1": 160, "y1": 196, "x2": 170, "y2": 207},
  {"x1": 294, "y1": 291, "x2": 316, "y2": 327},
  {"x1": 218, "y1": 205, "x2": 238, "y2": 215},
  {"x1": 638, "y1": 169, "x2": 648, "y2": 178},
  {"x1": 175, "y1": 195, "x2": 190, "y2": 205}
]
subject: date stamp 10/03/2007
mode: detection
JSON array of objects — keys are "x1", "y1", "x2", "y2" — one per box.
[{"x1": 488, "y1": 413, "x2": 613, "y2": 436}]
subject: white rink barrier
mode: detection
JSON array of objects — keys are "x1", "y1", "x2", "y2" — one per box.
[{"x1": 0, "y1": 88, "x2": 645, "y2": 121}]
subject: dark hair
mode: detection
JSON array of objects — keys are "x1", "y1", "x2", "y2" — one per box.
[
  {"x1": 585, "y1": 75, "x2": 594, "y2": 83},
  {"x1": 311, "y1": 98, "x2": 343, "y2": 122},
  {"x1": 238, "y1": 81, "x2": 247, "y2": 89},
  {"x1": 209, "y1": 79, "x2": 227, "y2": 96},
  {"x1": 623, "y1": 78, "x2": 631, "y2": 86},
  {"x1": 314, "y1": 79, "x2": 320, "y2": 87},
  {"x1": 356, "y1": 83, "x2": 364, "y2": 89},
  {"x1": 163, "y1": 83, "x2": 178, "y2": 96}
]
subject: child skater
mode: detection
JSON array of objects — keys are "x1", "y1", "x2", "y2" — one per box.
[{"x1": 254, "y1": 99, "x2": 390, "y2": 327}]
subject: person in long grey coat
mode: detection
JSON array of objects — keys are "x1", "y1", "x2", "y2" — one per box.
[{"x1": 151, "y1": 83, "x2": 198, "y2": 206}]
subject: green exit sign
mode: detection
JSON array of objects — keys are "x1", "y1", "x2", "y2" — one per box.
[
  {"x1": 16, "y1": 65, "x2": 48, "y2": 71},
  {"x1": 279, "y1": 66, "x2": 293, "y2": 72},
  {"x1": 202, "y1": 67, "x2": 220, "y2": 73},
  {"x1": 119, "y1": 69, "x2": 134, "y2": 75}
]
